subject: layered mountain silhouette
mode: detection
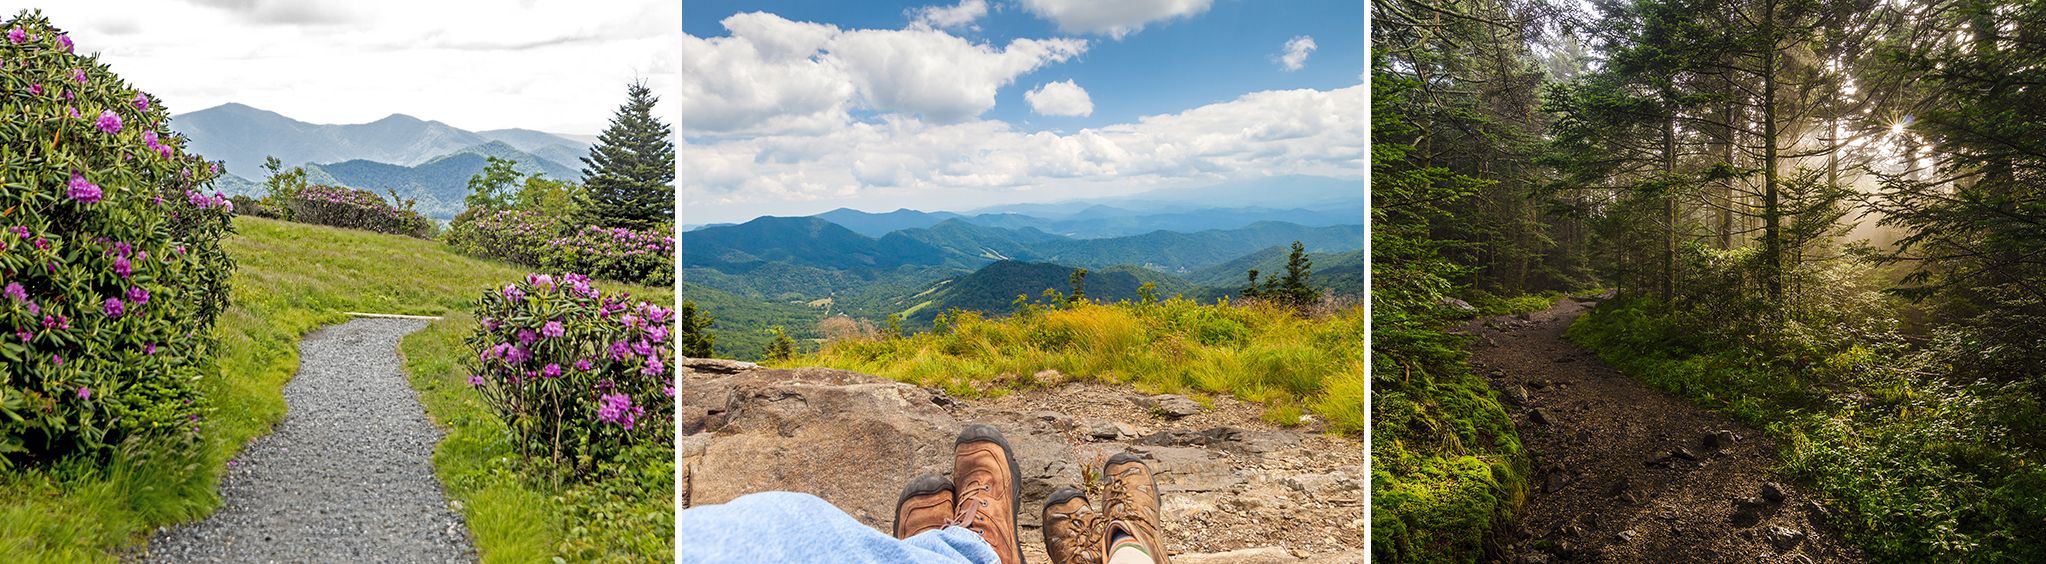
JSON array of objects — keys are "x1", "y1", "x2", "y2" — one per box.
[{"x1": 171, "y1": 103, "x2": 592, "y2": 218}]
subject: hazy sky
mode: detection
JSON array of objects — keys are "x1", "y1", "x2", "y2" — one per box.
[
  {"x1": 682, "y1": 0, "x2": 1365, "y2": 224},
  {"x1": 4, "y1": 0, "x2": 678, "y2": 135}
]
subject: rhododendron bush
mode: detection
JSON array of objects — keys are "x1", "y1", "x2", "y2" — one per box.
[
  {"x1": 466, "y1": 273, "x2": 673, "y2": 476},
  {"x1": 282, "y1": 184, "x2": 435, "y2": 238},
  {"x1": 1, "y1": 13, "x2": 235, "y2": 465},
  {"x1": 445, "y1": 209, "x2": 672, "y2": 285}
]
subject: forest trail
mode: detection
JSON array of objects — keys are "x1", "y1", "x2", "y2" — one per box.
[
  {"x1": 681, "y1": 359, "x2": 1364, "y2": 563},
  {"x1": 1466, "y1": 299, "x2": 1862, "y2": 563},
  {"x1": 142, "y1": 318, "x2": 475, "y2": 563}
]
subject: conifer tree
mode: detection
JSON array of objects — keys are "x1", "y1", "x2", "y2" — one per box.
[
  {"x1": 764, "y1": 326, "x2": 795, "y2": 361},
  {"x1": 580, "y1": 81, "x2": 675, "y2": 229},
  {"x1": 680, "y1": 300, "x2": 716, "y2": 358}
]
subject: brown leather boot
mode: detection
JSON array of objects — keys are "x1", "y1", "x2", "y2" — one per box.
[
  {"x1": 1100, "y1": 453, "x2": 1167, "y2": 563},
  {"x1": 1043, "y1": 486, "x2": 1106, "y2": 564},
  {"x1": 895, "y1": 474, "x2": 956, "y2": 539},
  {"x1": 950, "y1": 424, "x2": 1025, "y2": 564}
]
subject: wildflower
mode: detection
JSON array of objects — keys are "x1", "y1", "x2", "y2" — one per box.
[
  {"x1": 68, "y1": 106, "x2": 79, "y2": 118},
  {"x1": 56, "y1": 34, "x2": 71, "y2": 52},
  {"x1": 52, "y1": 354, "x2": 63, "y2": 366},
  {"x1": 114, "y1": 256, "x2": 131, "y2": 278},
  {"x1": 541, "y1": 320, "x2": 564, "y2": 338},
  {"x1": 502, "y1": 284, "x2": 524, "y2": 302},
  {"x1": 3, "y1": 282, "x2": 23, "y2": 302},
  {"x1": 68, "y1": 171, "x2": 102, "y2": 203},
  {"x1": 596, "y1": 393, "x2": 639, "y2": 429},
  {"x1": 516, "y1": 329, "x2": 538, "y2": 346},
  {"x1": 574, "y1": 358, "x2": 592, "y2": 372},
  {"x1": 542, "y1": 363, "x2": 561, "y2": 378},
  {"x1": 133, "y1": 93, "x2": 148, "y2": 111},
  {"x1": 77, "y1": 387, "x2": 90, "y2": 400},
  {"x1": 647, "y1": 325, "x2": 669, "y2": 343},
  {"x1": 127, "y1": 286, "x2": 149, "y2": 305},
  {"x1": 96, "y1": 110, "x2": 121, "y2": 134},
  {"x1": 103, "y1": 297, "x2": 124, "y2": 318},
  {"x1": 70, "y1": 68, "x2": 85, "y2": 84},
  {"x1": 528, "y1": 273, "x2": 555, "y2": 288},
  {"x1": 480, "y1": 317, "x2": 499, "y2": 331},
  {"x1": 664, "y1": 385, "x2": 675, "y2": 397},
  {"x1": 5, "y1": 28, "x2": 21, "y2": 44},
  {"x1": 468, "y1": 375, "x2": 485, "y2": 386},
  {"x1": 506, "y1": 346, "x2": 531, "y2": 364},
  {"x1": 609, "y1": 341, "x2": 631, "y2": 361},
  {"x1": 145, "y1": 343, "x2": 157, "y2": 355},
  {"x1": 642, "y1": 357, "x2": 665, "y2": 376},
  {"x1": 29, "y1": 83, "x2": 41, "y2": 96}
]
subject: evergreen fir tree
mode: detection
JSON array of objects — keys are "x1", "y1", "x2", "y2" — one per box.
[
  {"x1": 765, "y1": 326, "x2": 795, "y2": 362},
  {"x1": 1279, "y1": 241, "x2": 1316, "y2": 307},
  {"x1": 579, "y1": 81, "x2": 675, "y2": 229},
  {"x1": 680, "y1": 300, "x2": 716, "y2": 358},
  {"x1": 1068, "y1": 267, "x2": 1088, "y2": 304}
]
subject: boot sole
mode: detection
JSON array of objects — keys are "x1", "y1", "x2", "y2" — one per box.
[{"x1": 958, "y1": 423, "x2": 1025, "y2": 564}]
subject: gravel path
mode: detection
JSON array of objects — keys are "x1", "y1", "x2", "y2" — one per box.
[
  {"x1": 1467, "y1": 299, "x2": 1861, "y2": 563},
  {"x1": 145, "y1": 318, "x2": 476, "y2": 563}
]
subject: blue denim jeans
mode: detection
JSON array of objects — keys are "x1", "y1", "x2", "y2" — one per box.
[{"x1": 680, "y1": 491, "x2": 999, "y2": 564}]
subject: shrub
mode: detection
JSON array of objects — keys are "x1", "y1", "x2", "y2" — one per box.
[
  {"x1": 465, "y1": 273, "x2": 673, "y2": 478},
  {"x1": 281, "y1": 185, "x2": 434, "y2": 238},
  {"x1": 227, "y1": 194, "x2": 281, "y2": 219},
  {"x1": 1, "y1": 12, "x2": 236, "y2": 466},
  {"x1": 445, "y1": 209, "x2": 672, "y2": 286}
]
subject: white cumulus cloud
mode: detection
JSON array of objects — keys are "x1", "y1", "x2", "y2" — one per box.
[
  {"x1": 908, "y1": 0, "x2": 988, "y2": 30},
  {"x1": 1277, "y1": 35, "x2": 1316, "y2": 71},
  {"x1": 1018, "y1": 0, "x2": 1212, "y2": 39},
  {"x1": 683, "y1": 84, "x2": 1365, "y2": 222},
  {"x1": 1024, "y1": 80, "x2": 1093, "y2": 117},
  {"x1": 681, "y1": 12, "x2": 1088, "y2": 134}
]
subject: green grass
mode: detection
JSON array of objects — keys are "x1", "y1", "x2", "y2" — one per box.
[
  {"x1": 0, "y1": 216, "x2": 672, "y2": 561},
  {"x1": 1569, "y1": 298, "x2": 2046, "y2": 561},
  {"x1": 1461, "y1": 289, "x2": 1566, "y2": 318},
  {"x1": 796, "y1": 298, "x2": 1364, "y2": 433}
]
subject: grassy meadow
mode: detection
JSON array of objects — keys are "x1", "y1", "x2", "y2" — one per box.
[{"x1": 795, "y1": 297, "x2": 1364, "y2": 434}]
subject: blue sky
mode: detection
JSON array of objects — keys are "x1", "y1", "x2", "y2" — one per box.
[{"x1": 681, "y1": 0, "x2": 1365, "y2": 224}]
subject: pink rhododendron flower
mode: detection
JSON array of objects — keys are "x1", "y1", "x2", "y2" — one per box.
[
  {"x1": 103, "y1": 297, "x2": 124, "y2": 318},
  {"x1": 95, "y1": 110, "x2": 121, "y2": 133},
  {"x1": 56, "y1": 33, "x2": 70, "y2": 52},
  {"x1": 3, "y1": 282, "x2": 23, "y2": 302},
  {"x1": 67, "y1": 171, "x2": 101, "y2": 203},
  {"x1": 468, "y1": 375, "x2": 485, "y2": 386},
  {"x1": 6, "y1": 28, "x2": 23, "y2": 44},
  {"x1": 77, "y1": 387, "x2": 90, "y2": 400},
  {"x1": 541, "y1": 320, "x2": 564, "y2": 338},
  {"x1": 133, "y1": 93, "x2": 148, "y2": 111}
]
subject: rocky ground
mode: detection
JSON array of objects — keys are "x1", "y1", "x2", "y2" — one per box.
[
  {"x1": 1466, "y1": 298, "x2": 1862, "y2": 563},
  {"x1": 681, "y1": 359, "x2": 1364, "y2": 563},
  {"x1": 142, "y1": 318, "x2": 474, "y2": 563}
]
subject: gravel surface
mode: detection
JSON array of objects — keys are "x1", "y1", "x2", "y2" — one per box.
[
  {"x1": 144, "y1": 318, "x2": 476, "y2": 563},
  {"x1": 1468, "y1": 299, "x2": 1862, "y2": 563}
]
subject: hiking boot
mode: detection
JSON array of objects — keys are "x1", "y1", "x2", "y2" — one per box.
[
  {"x1": 950, "y1": 424, "x2": 1025, "y2": 564},
  {"x1": 895, "y1": 474, "x2": 956, "y2": 539},
  {"x1": 1043, "y1": 486, "x2": 1106, "y2": 564},
  {"x1": 1099, "y1": 453, "x2": 1167, "y2": 563}
]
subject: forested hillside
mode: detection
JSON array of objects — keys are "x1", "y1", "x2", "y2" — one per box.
[{"x1": 1373, "y1": 0, "x2": 2046, "y2": 560}]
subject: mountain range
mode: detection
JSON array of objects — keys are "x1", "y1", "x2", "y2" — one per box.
[{"x1": 172, "y1": 103, "x2": 593, "y2": 218}]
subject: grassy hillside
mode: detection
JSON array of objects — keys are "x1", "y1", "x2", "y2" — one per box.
[
  {"x1": 1189, "y1": 247, "x2": 1365, "y2": 298},
  {"x1": 0, "y1": 217, "x2": 671, "y2": 561},
  {"x1": 800, "y1": 299, "x2": 1364, "y2": 434},
  {"x1": 907, "y1": 260, "x2": 1177, "y2": 325},
  {"x1": 682, "y1": 282, "x2": 828, "y2": 360}
]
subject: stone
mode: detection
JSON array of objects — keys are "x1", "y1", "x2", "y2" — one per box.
[
  {"x1": 1732, "y1": 497, "x2": 1768, "y2": 527},
  {"x1": 1529, "y1": 408, "x2": 1551, "y2": 426},
  {"x1": 1441, "y1": 297, "x2": 1478, "y2": 313},
  {"x1": 1034, "y1": 411, "x2": 1075, "y2": 431},
  {"x1": 1135, "y1": 394, "x2": 1205, "y2": 418},
  {"x1": 1617, "y1": 529, "x2": 1639, "y2": 543},
  {"x1": 1543, "y1": 472, "x2": 1570, "y2": 493},
  {"x1": 1504, "y1": 386, "x2": 1531, "y2": 406},
  {"x1": 1765, "y1": 526, "x2": 1806, "y2": 551},
  {"x1": 1282, "y1": 473, "x2": 1349, "y2": 496},
  {"x1": 1671, "y1": 447, "x2": 1699, "y2": 461},
  {"x1": 1032, "y1": 369, "x2": 1065, "y2": 387},
  {"x1": 1761, "y1": 482, "x2": 1787, "y2": 503},
  {"x1": 680, "y1": 357, "x2": 759, "y2": 374},
  {"x1": 1086, "y1": 421, "x2": 1123, "y2": 440},
  {"x1": 1704, "y1": 429, "x2": 1738, "y2": 450}
]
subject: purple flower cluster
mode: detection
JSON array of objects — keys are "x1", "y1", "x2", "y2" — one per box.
[
  {"x1": 67, "y1": 171, "x2": 101, "y2": 203},
  {"x1": 95, "y1": 109, "x2": 120, "y2": 134},
  {"x1": 465, "y1": 272, "x2": 673, "y2": 469}
]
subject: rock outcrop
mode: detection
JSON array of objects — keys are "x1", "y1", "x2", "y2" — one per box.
[{"x1": 681, "y1": 358, "x2": 1365, "y2": 562}]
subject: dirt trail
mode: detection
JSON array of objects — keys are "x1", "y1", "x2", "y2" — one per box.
[
  {"x1": 1467, "y1": 299, "x2": 1862, "y2": 563},
  {"x1": 681, "y1": 360, "x2": 1364, "y2": 563}
]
